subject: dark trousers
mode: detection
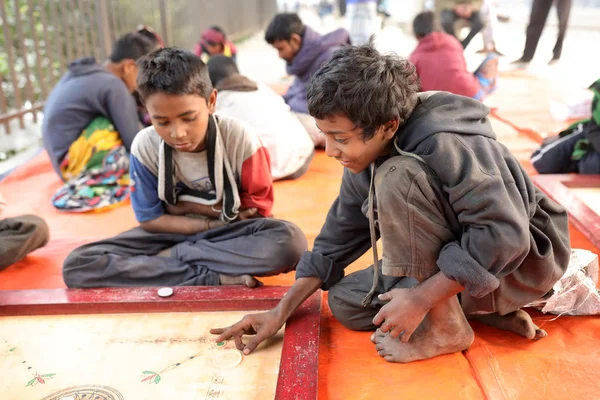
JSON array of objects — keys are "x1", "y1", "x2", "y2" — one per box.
[
  {"x1": 531, "y1": 125, "x2": 600, "y2": 174},
  {"x1": 0, "y1": 215, "x2": 49, "y2": 270},
  {"x1": 521, "y1": 0, "x2": 572, "y2": 61},
  {"x1": 441, "y1": 9, "x2": 484, "y2": 49},
  {"x1": 63, "y1": 218, "x2": 307, "y2": 288}
]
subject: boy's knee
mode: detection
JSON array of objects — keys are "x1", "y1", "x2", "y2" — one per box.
[
  {"x1": 328, "y1": 285, "x2": 377, "y2": 331},
  {"x1": 22, "y1": 215, "x2": 50, "y2": 246},
  {"x1": 269, "y1": 220, "x2": 307, "y2": 266},
  {"x1": 62, "y1": 246, "x2": 98, "y2": 288},
  {"x1": 62, "y1": 249, "x2": 82, "y2": 288}
]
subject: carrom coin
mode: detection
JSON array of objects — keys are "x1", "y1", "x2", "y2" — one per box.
[
  {"x1": 157, "y1": 287, "x2": 174, "y2": 298},
  {"x1": 210, "y1": 349, "x2": 243, "y2": 369}
]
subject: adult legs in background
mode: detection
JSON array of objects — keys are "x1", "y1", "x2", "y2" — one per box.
[
  {"x1": 551, "y1": 0, "x2": 572, "y2": 62},
  {"x1": 514, "y1": 0, "x2": 553, "y2": 64}
]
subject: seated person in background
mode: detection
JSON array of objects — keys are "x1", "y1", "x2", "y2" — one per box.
[
  {"x1": 531, "y1": 78, "x2": 600, "y2": 174},
  {"x1": 135, "y1": 25, "x2": 165, "y2": 48},
  {"x1": 42, "y1": 33, "x2": 156, "y2": 212},
  {"x1": 0, "y1": 193, "x2": 49, "y2": 271},
  {"x1": 409, "y1": 12, "x2": 498, "y2": 101},
  {"x1": 207, "y1": 55, "x2": 314, "y2": 181},
  {"x1": 211, "y1": 43, "x2": 571, "y2": 364},
  {"x1": 194, "y1": 26, "x2": 238, "y2": 63},
  {"x1": 265, "y1": 13, "x2": 350, "y2": 148},
  {"x1": 440, "y1": 0, "x2": 484, "y2": 50},
  {"x1": 134, "y1": 25, "x2": 165, "y2": 127},
  {"x1": 62, "y1": 48, "x2": 307, "y2": 289}
]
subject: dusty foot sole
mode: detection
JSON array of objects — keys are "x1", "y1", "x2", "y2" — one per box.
[
  {"x1": 219, "y1": 274, "x2": 262, "y2": 288},
  {"x1": 156, "y1": 246, "x2": 174, "y2": 258},
  {"x1": 372, "y1": 297, "x2": 474, "y2": 363},
  {"x1": 469, "y1": 309, "x2": 547, "y2": 340}
]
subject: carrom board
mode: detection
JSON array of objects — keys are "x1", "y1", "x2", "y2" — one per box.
[
  {"x1": 0, "y1": 286, "x2": 321, "y2": 400},
  {"x1": 533, "y1": 174, "x2": 600, "y2": 249}
]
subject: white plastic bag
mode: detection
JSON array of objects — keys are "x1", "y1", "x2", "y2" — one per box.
[{"x1": 526, "y1": 249, "x2": 599, "y2": 316}]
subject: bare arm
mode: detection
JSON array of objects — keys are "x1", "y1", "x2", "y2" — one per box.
[
  {"x1": 210, "y1": 277, "x2": 323, "y2": 354},
  {"x1": 140, "y1": 214, "x2": 220, "y2": 235},
  {"x1": 141, "y1": 203, "x2": 260, "y2": 235},
  {"x1": 166, "y1": 201, "x2": 221, "y2": 219}
]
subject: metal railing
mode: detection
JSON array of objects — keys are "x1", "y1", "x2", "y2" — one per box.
[{"x1": 0, "y1": 0, "x2": 277, "y2": 135}]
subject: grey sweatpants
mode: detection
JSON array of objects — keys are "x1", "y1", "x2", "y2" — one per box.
[
  {"x1": 63, "y1": 218, "x2": 307, "y2": 288},
  {"x1": 0, "y1": 215, "x2": 49, "y2": 270},
  {"x1": 328, "y1": 155, "x2": 569, "y2": 331}
]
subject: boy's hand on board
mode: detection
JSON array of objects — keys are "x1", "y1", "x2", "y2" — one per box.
[{"x1": 210, "y1": 310, "x2": 283, "y2": 355}]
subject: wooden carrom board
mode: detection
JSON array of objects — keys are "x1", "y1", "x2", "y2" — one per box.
[
  {"x1": 533, "y1": 174, "x2": 600, "y2": 249},
  {"x1": 0, "y1": 286, "x2": 321, "y2": 400}
]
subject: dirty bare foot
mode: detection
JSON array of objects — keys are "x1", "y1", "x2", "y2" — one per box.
[
  {"x1": 219, "y1": 274, "x2": 262, "y2": 288},
  {"x1": 469, "y1": 309, "x2": 547, "y2": 340},
  {"x1": 372, "y1": 296, "x2": 474, "y2": 363},
  {"x1": 156, "y1": 246, "x2": 174, "y2": 258}
]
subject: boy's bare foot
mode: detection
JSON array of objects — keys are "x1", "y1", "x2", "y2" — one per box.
[
  {"x1": 469, "y1": 309, "x2": 547, "y2": 340},
  {"x1": 219, "y1": 274, "x2": 262, "y2": 288},
  {"x1": 371, "y1": 296, "x2": 474, "y2": 363},
  {"x1": 156, "y1": 246, "x2": 174, "y2": 257}
]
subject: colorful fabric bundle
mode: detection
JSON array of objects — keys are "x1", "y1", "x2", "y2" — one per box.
[{"x1": 52, "y1": 117, "x2": 131, "y2": 212}]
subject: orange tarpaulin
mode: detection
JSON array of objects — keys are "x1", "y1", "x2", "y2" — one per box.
[{"x1": 1, "y1": 112, "x2": 599, "y2": 399}]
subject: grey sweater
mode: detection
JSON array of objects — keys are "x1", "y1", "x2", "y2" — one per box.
[
  {"x1": 296, "y1": 92, "x2": 571, "y2": 299},
  {"x1": 42, "y1": 57, "x2": 140, "y2": 176}
]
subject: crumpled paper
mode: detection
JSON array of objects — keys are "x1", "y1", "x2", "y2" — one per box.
[{"x1": 526, "y1": 249, "x2": 600, "y2": 316}]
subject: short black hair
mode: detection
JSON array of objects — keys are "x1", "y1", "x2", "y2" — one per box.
[
  {"x1": 210, "y1": 25, "x2": 226, "y2": 36},
  {"x1": 136, "y1": 26, "x2": 162, "y2": 46},
  {"x1": 307, "y1": 42, "x2": 420, "y2": 140},
  {"x1": 110, "y1": 32, "x2": 156, "y2": 62},
  {"x1": 136, "y1": 47, "x2": 213, "y2": 101},
  {"x1": 265, "y1": 13, "x2": 305, "y2": 44},
  {"x1": 207, "y1": 55, "x2": 240, "y2": 87},
  {"x1": 413, "y1": 11, "x2": 440, "y2": 39}
]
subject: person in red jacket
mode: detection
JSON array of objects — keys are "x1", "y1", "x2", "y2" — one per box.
[{"x1": 409, "y1": 11, "x2": 498, "y2": 101}]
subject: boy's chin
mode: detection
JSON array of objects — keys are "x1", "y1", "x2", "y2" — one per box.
[
  {"x1": 170, "y1": 142, "x2": 198, "y2": 152},
  {"x1": 345, "y1": 164, "x2": 369, "y2": 174}
]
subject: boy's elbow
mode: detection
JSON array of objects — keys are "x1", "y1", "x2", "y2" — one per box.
[{"x1": 140, "y1": 218, "x2": 162, "y2": 233}]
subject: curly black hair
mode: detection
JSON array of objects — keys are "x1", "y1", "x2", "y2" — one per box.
[
  {"x1": 307, "y1": 42, "x2": 420, "y2": 140},
  {"x1": 136, "y1": 47, "x2": 213, "y2": 101}
]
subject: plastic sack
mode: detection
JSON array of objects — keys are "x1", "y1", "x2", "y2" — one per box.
[{"x1": 526, "y1": 249, "x2": 599, "y2": 316}]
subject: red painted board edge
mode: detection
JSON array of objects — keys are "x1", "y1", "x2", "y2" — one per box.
[
  {"x1": 0, "y1": 286, "x2": 322, "y2": 400},
  {"x1": 275, "y1": 291, "x2": 321, "y2": 400},
  {"x1": 532, "y1": 174, "x2": 600, "y2": 249}
]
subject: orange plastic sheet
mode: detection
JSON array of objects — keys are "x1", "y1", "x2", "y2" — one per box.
[{"x1": 1, "y1": 116, "x2": 600, "y2": 399}]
